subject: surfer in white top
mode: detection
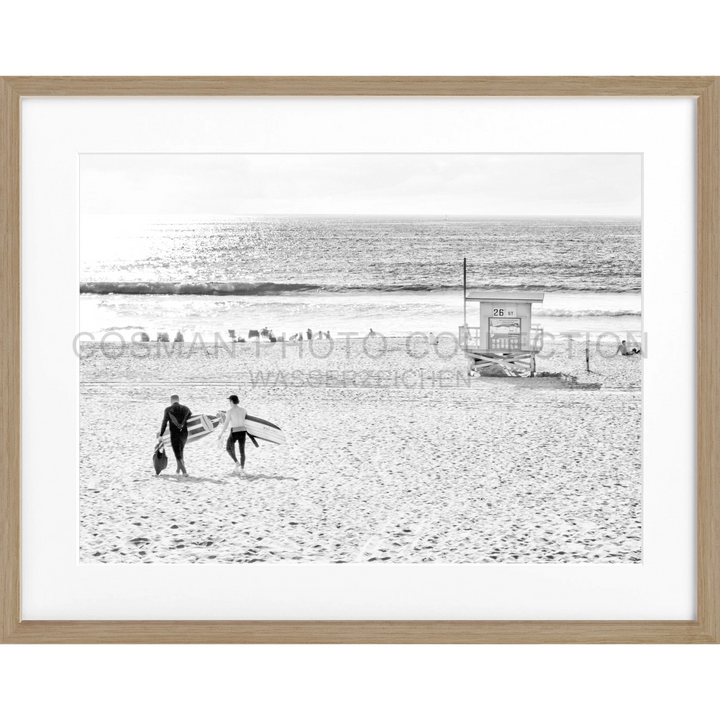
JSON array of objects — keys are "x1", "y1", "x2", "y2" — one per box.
[{"x1": 218, "y1": 394, "x2": 247, "y2": 475}]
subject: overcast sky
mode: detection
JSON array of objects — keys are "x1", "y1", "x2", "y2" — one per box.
[{"x1": 80, "y1": 154, "x2": 641, "y2": 217}]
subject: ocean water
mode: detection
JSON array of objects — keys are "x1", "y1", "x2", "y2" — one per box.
[{"x1": 80, "y1": 215, "x2": 641, "y2": 340}]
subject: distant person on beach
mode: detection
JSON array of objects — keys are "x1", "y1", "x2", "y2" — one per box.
[
  {"x1": 615, "y1": 340, "x2": 640, "y2": 356},
  {"x1": 174, "y1": 331, "x2": 184, "y2": 343},
  {"x1": 326, "y1": 331, "x2": 331, "y2": 339},
  {"x1": 157, "y1": 394, "x2": 192, "y2": 476},
  {"x1": 368, "y1": 328, "x2": 376, "y2": 337},
  {"x1": 218, "y1": 394, "x2": 247, "y2": 476},
  {"x1": 307, "y1": 328, "x2": 313, "y2": 340}
]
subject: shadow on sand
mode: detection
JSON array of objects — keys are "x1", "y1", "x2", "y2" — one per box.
[
  {"x1": 473, "y1": 375, "x2": 601, "y2": 391},
  {"x1": 164, "y1": 474, "x2": 229, "y2": 485},
  {"x1": 235, "y1": 473, "x2": 302, "y2": 482},
  {"x1": 152, "y1": 472, "x2": 301, "y2": 484}
]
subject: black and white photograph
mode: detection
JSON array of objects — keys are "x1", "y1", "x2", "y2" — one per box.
[{"x1": 78, "y1": 153, "x2": 642, "y2": 564}]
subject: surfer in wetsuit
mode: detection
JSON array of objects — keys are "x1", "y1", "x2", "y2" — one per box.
[
  {"x1": 157, "y1": 394, "x2": 192, "y2": 476},
  {"x1": 219, "y1": 394, "x2": 248, "y2": 476}
]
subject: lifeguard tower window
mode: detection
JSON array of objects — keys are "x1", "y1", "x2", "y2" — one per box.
[{"x1": 489, "y1": 317, "x2": 522, "y2": 351}]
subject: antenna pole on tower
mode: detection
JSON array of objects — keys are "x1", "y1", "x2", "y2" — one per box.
[{"x1": 463, "y1": 257, "x2": 467, "y2": 328}]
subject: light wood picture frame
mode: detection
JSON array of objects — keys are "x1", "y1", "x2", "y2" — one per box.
[{"x1": 1, "y1": 76, "x2": 718, "y2": 643}]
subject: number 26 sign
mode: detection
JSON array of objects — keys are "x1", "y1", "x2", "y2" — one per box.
[{"x1": 492, "y1": 307, "x2": 516, "y2": 317}]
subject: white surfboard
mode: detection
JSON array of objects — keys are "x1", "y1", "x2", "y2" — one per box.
[
  {"x1": 159, "y1": 412, "x2": 217, "y2": 449},
  {"x1": 215, "y1": 410, "x2": 287, "y2": 445}
]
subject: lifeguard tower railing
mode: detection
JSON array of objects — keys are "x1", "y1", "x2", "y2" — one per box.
[{"x1": 459, "y1": 323, "x2": 544, "y2": 353}]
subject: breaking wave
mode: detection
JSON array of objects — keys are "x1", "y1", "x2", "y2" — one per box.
[
  {"x1": 80, "y1": 281, "x2": 640, "y2": 296},
  {"x1": 99, "y1": 325, "x2": 147, "y2": 331},
  {"x1": 533, "y1": 309, "x2": 641, "y2": 317}
]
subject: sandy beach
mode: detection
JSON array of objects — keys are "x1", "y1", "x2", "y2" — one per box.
[{"x1": 79, "y1": 335, "x2": 641, "y2": 564}]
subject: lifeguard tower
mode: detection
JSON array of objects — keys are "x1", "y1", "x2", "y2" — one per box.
[{"x1": 459, "y1": 260, "x2": 544, "y2": 376}]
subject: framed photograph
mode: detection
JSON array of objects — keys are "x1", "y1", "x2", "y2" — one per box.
[{"x1": 1, "y1": 77, "x2": 718, "y2": 643}]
